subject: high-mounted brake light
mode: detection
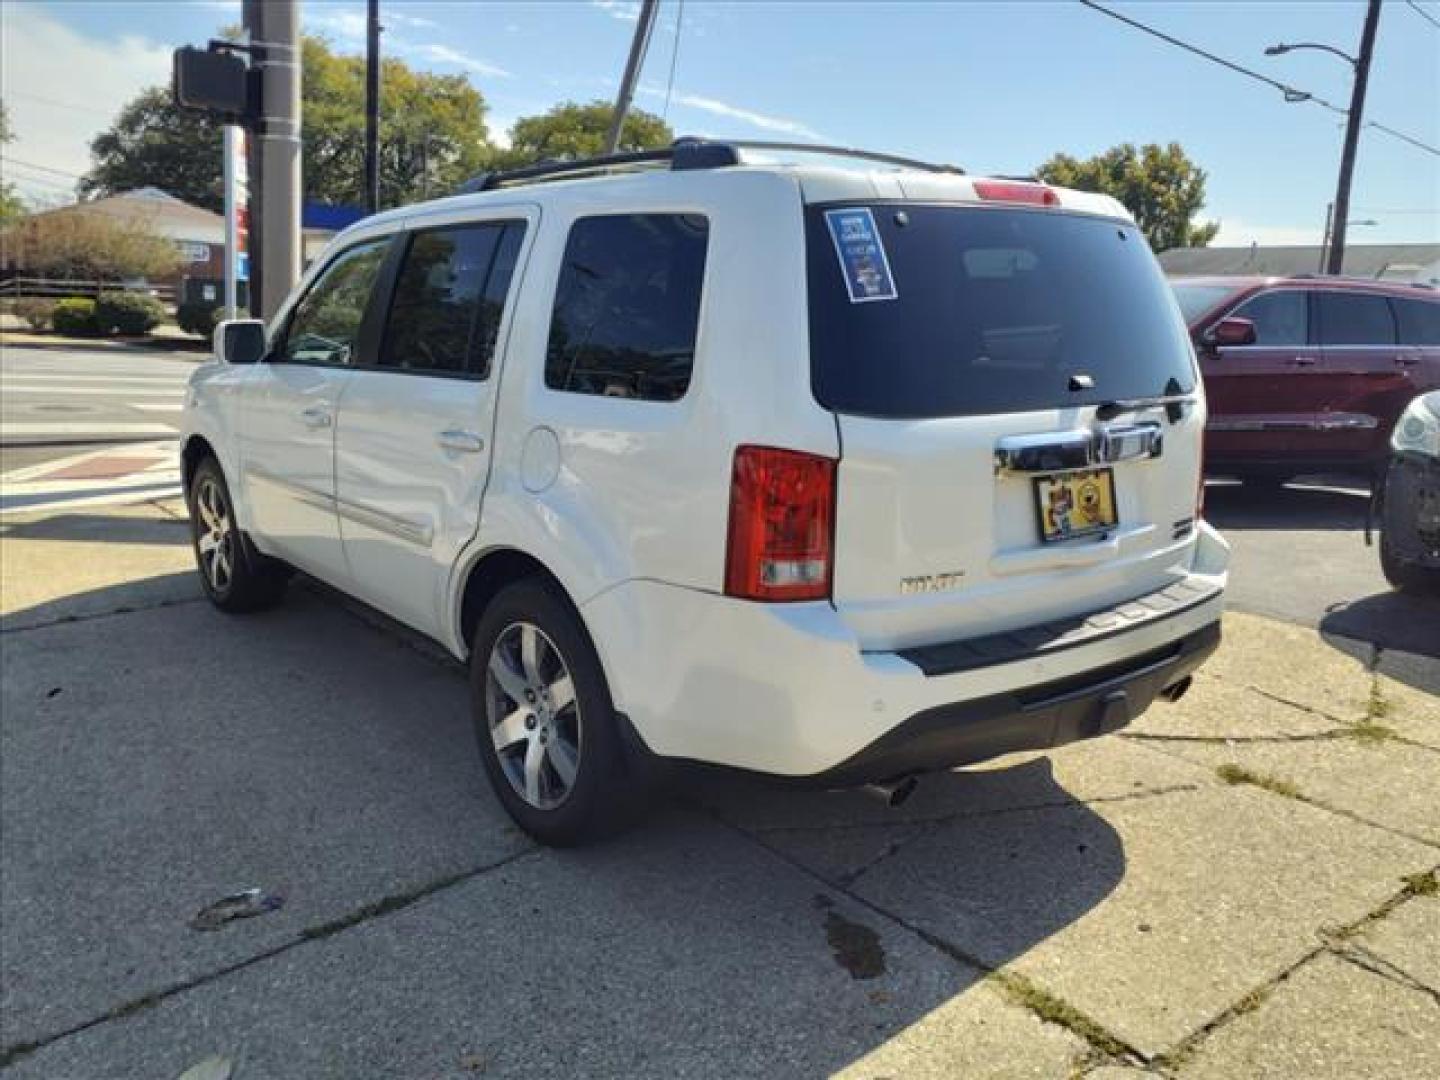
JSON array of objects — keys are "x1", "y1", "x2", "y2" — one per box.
[
  {"x1": 973, "y1": 179, "x2": 1060, "y2": 207},
  {"x1": 725, "y1": 446, "x2": 836, "y2": 602}
]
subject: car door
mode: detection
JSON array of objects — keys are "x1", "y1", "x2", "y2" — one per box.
[
  {"x1": 1308, "y1": 290, "x2": 1412, "y2": 465},
  {"x1": 332, "y1": 212, "x2": 532, "y2": 638},
  {"x1": 1200, "y1": 287, "x2": 1311, "y2": 466},
  {"x1": 239, "y1": 236, "x2": 393, "y2": 582}
]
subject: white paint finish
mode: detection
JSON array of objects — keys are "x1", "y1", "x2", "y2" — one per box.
[
  {"x1": 519, "y1": 427, "x2": 561, "y2": 493},
  {"x1": 582, "y1": 523, "x2": 1228, "y2": 774},
  {"x1": 236, "y1": 362, "x2": 354, "y2": 582},
  {"x1": 181, "y1": 160, "x2": 1231, "y2": 775},
  {"x1": 830, "y1": 403, "x2": 1208, "y2": 651}
]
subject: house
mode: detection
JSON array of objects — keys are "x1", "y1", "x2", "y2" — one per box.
[{"x1": 1159, "y1": 243, "x2": 1440, "y2": 286}]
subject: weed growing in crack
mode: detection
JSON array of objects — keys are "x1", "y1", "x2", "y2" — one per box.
[
  {"x1": 1215, "y1": 762, "x2": 1300, "y2": 799},
  {"x1": 1401, "y1": 870, "x2": 1438, "y2": 897},
  {"x1": 991, "y1": 970, "x2": 1131, "y2": 1059}
]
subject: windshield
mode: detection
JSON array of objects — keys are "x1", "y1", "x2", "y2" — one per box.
[
  {"x1": 1171, "y1": 282, "x2": 1237, "y2": 325},
  {"x1": 807, "y1": 204, "x2": 1197, "y2": 419}
]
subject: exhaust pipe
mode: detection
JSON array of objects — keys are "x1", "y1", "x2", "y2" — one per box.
[
  {"x1": 1160, "y1": 675, "x2": 1193, "y2": 704},
  {"x1": 861, "y1": 775, "x2": 919, "y2": 808}
]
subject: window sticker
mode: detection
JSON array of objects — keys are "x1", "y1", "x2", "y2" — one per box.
[{"x1": 824, "y1": 207, "x2": 898, "y2": 303}]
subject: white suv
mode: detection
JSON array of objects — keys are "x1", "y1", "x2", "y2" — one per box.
[{"x1": 182, "y1": 140, "x2": 1228, "y2": 844}]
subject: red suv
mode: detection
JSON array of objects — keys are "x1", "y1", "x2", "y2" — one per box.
[{"x1": 1171, "y1": 276, "x2": 1440, "y2": 483}]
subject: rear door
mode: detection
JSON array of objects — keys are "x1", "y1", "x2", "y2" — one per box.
[
  {"x1": 807, "y1": 202, "x2": 1204, "y2": 651},
  {"x1": 1199, "y1": 288, "x2": 1312, "y2": 465},
  {"x1": 333, "y1": 212, "x2": 531, "y2": 638},
  {"x1": 1309, "y1": 290, "x2": 1413, "y2": 463}
]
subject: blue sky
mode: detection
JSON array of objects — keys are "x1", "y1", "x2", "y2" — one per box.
[{"x1": 3, "y1": 0, "x2": 1437, "y2": 246}]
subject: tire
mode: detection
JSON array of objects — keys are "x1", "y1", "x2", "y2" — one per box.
[
  {"x1": 187, "y1": 456, "x2": 289, "y2": 613},
  {"x1": 1380, "y1": 536, "x2": 1440, "y2": 596},
  {"x1": 468, "y1": 578, "x2": 641, "y2": 845}
]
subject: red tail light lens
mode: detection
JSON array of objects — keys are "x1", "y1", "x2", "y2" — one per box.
[
  {"x1": 725, "y1": 446, "x2": 836, "y2": 602},
  {"x1": 973, "y1": 179, "x2": 1060, "y2": 207}
]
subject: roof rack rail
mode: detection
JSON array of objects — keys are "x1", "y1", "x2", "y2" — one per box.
[{"x1": 455, "y1": 137, "x2": 965, "y2": 194}]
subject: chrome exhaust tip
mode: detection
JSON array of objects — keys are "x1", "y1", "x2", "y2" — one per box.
[
  {"x1": 1160, "y1": 675, "x2": 1193, "y2": 704},
  {"x1": 862, "y1": 775, "x2": 919, "y2": 808}
]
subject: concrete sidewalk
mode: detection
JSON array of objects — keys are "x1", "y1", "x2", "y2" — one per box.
[{"x1": 1, "y1": 500, "x2": 1436, "y2": 1078}]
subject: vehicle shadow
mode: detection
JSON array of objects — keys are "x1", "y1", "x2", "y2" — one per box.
[
  {"x1": 0, "y1": 510, "x2": 189, "y2": 547},
  {"x1": 1202, "y1": 476, "x2": 1370, "y2": 533},
  {"x1": 1, "y1": 571, "x2": 1124, "y2": 1076},
  {"x1": 1320, "y1": 590, "x2": 1440, "y2": 694}
]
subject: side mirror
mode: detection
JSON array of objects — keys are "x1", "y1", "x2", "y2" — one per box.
[
  {"x1": 1204, "y1": 316, "x2": 1257, "y2": 349},
  {"x1": 214, "y1": 319, "x2": 267, "y2": 365}
]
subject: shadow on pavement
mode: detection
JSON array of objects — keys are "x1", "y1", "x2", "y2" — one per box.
[
  {"x1": 1203, "y1": 477, "x2": 1369, "y2": 533},
  {"x1": 1321, "y1": 590, "x2": 1440, "y2": 694},
  {"x1": 1, "y1": 573, "x2": 1124, "y2": 1076},
  {"x1": 0, "y1": 511, "x2": 188, "y2": 547}
]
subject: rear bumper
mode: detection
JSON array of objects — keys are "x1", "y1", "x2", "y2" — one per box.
[{"x1": 582, "y1": 522, "x2": 1229, "y2": 778}]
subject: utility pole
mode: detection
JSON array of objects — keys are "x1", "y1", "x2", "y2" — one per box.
[
  {"x1": 1326, "y1": 0, "x2": 1381, "y2": 276},
  {"x1": 605, "y1": 0, "x2": 659, "y2": 154},
  {"x1": 244, "y1": 0, "x2": 302, "y2": 321},
  {"x1": 365, "y1": 0, "x2": 381, "y2": 213}
]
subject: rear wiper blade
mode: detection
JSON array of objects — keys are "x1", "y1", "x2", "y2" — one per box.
[{"x1": 1095, "y1": 379, "x2": 1194, "y2": 423}]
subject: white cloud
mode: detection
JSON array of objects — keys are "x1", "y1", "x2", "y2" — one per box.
[
  {"x1": 591, "y1": 1, "x2": 641, "y2": 22},
  {"x1": 1211, "y1": 220, "x2": 1322, "y2": 247},
  {"x1": 418, "y1": 44, "x2": 511, "y2": 79},
  {"x1": 1, "y1": 3, "x2": 171, "y2": 202},
  {"x1": 638, "y1": 86, "x2": 825, "y2": 141}
]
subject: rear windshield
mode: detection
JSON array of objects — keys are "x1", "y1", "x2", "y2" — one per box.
[
  {"x1": 807, "y1": 204, "x2": 1196, "y2": 418},
  {"x1": 1171, "y1": 282, "x2": 1237, "y2": 325}
]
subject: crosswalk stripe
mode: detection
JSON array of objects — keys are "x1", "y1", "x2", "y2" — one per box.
[
  {"x1": 2, "y1": 386, "x2": 187, "y2": 397},
  {"x1": 2, "y1": 374, "x2": 189, "y2": 385},
  {"x1": 0, "y1": 422, "x2": 177, "y2": 437}
]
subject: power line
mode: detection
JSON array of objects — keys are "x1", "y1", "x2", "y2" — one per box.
[
  {"x1": 4, "y1": 90, "x2": 113, "y2": 118},
  {"x1": 1404, "y1": 1, "x2": 1440, "y2": 32},
  {"x1": 1, "y1": 156, "x2": 84, "y2": 179},
  {"x1": 1077, "y1": 0, "x2": 1439, "y2": 157}
]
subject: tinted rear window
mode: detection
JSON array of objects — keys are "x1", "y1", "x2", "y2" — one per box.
[
  {"x1": 807, "y1": 205, "x2": 1195, "y2": 418},
  {"x1": 1393, "y1": 296, "x2": 1440, "y2": 346},
  {"x1": 1316, "y1": 291, "x2": 1396, "y2": 346}
]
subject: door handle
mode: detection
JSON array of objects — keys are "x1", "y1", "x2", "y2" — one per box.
[
  {"x1": 436, "y1": 428, "x2": 485, "y2": 453},
  {"x1": 1396, "y1": 354, "x2": 1419, "y2": 367},
  {"x1": 300, "y1": 405, "x2": 332, "y2": 429},
  {"x1": 1293, "y1": 357, "x2": 1319, "y2": 367}
]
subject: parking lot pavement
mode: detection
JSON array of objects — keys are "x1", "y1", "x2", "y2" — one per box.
[{"x1": 2, "y1": 502, "x2": 1438, "y2": 1078}]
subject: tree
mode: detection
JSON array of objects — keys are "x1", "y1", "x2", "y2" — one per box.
[
  {"x1": 4, "y1": 209, "x2": 181, "y2": 280},
  {"x1": 1036, "y1": 143, "x2": 1220, "y2": 251},
  {"x1": 82, "y1": 36, "x2": 492, "y2": 212},
  {"x1": 0, "y1": 100, "x2": 26, "y2": 227},
  {"x1": 491, "y1": 101, "x2": 672, "y2": 170}
]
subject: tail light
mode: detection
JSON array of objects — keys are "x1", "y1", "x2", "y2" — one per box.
[
  {"x1": 973, "y1": 179, "x2": 1060, "y2": 207},
  {"x1": 725, "y1": 446, "x2": 836, "y2": 602}
]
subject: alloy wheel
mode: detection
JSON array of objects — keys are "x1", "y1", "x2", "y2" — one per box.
[
  {"x1": 485, "y1": 622, "x2": 582, "y2": 810},
  {"x1": 194, "y1": 476, "x2": 235, "y2": 594}
]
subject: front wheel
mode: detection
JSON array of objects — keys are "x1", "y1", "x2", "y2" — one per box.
[
  {"x1": 188, "y1": 457, "x2": 288, "y2": 613},
  {"x1": 469, "y1": 579, "x2": 641, "y2": 845}
]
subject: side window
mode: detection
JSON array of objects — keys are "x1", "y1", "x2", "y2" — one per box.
[
  {"x1": 545, "y1": 213, "x2": 710, "y2": 402},
  {"x1": 380, "y1": 221, "x2": 525, "y2": 377},
  {"x1": 279, "y1": 239, "x2": 391, "y2": 365},
  {"x1": 1227, "y1": 290, "x2": 1308, "y2": 346},
  {"x1": 1392, "y1": 297, "x2": 1440, "y2": 346},
  {"x1": 1316, "y1": 291, "x2": 1397, "y2": 346}
]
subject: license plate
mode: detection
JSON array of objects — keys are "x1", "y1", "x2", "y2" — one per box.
[{"x1": 1034, "y1": 468, "x2": 1118, "y2": 543}]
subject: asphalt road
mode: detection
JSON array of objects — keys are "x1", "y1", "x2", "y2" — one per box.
[{"x1": 0, "y1": 342, "x2": 196, "y2": 470}]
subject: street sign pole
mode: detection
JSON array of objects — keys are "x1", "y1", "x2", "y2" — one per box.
[{"x1": 222, "y1": 125, "x2": 250, "y2": 321}]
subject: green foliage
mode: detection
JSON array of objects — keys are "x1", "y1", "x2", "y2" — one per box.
[
  {"x1": 1036, "y1": 142, "x2": 1220, "y2": 252},
  {"x1": 177, "y1": 300, "x2": 222, "y2": 339},
  {"x1": 490, "y1": 101, "x2": 673, "y2": 170},
  {"x1": 13, "y1": 298, "x2": 55, "y2": 331},
  {"x1": 83, "y1": 37, "x2": 491, "y2": 212},
  {"x1": 82, "y1": 89, "x2": 226, "y2": 211},
  {"x1": 96, "y1": 291, "x2": 166, "y2": 335},
  {"x1": 52, "y1": 298, "x2": 102, "y2": 337},
  {"x1": 0, "y1": 100, "x2": 23, "y2": 227},
  {"x1": 5, "y1": 209, "x2": 181, "y2": 280}
]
